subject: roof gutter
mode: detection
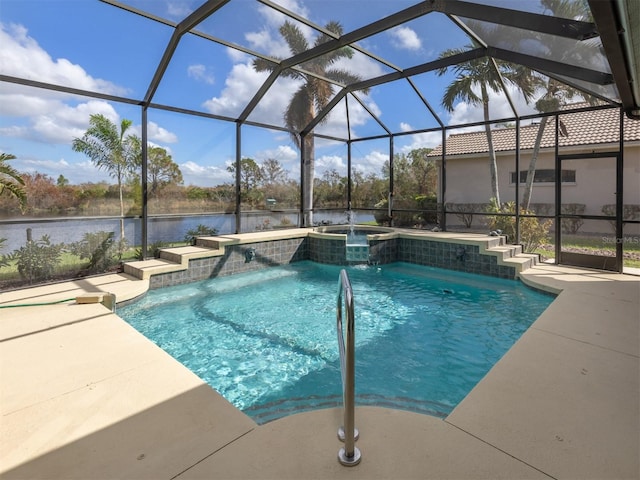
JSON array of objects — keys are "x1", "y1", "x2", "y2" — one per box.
[
  {"x1": 614, "y1": 0, "x2": 640, "y2": 117},
  {"x1": 590, "y1": 0, "x2": 640, "y2": 119}
]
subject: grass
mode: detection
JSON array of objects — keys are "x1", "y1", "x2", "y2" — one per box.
[
  {"x1": 0, "y1": 247, "x2": 142, "y2": 288},
  {"x1": 535, "y1": 233, "x2": 640, "y2": 269}
]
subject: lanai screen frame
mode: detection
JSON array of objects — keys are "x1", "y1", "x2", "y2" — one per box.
[{"x1": 0, "y1": 0, "x2": 636, "y2": 271}]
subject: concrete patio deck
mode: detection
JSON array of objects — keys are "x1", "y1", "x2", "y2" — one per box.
[{"x1": 1, "y1": 264, "x2": 638, "y2": 479}]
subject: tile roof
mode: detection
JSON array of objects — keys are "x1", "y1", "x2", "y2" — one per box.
[{"x1": 428, "y1": 104, "x2": 640, "y2": 157}]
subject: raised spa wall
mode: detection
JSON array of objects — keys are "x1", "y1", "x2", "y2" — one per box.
[{"x1": 123, "y1": 227, "x2": 536, "y2": 290}]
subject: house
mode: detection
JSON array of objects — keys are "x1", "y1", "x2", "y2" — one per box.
[{"x1": 429, "y1": 104, "x2": 640, "y2": 235}]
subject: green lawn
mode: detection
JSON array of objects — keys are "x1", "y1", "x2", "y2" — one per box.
[{"x1": 535, "y1": 234, "x2": 640, "y2": 269}]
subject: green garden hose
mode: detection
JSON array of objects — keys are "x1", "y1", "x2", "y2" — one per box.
[{"x1": 0, "y1": 298, "x2": 76, "y2": 309}]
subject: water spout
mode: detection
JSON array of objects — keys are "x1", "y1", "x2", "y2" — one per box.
[{"x1": 345, "y1": 210, "x2": 356, "y2": 235}]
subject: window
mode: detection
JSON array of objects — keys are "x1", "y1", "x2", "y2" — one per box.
[{"x1": 510, "y1": 169, "x2": 575, "y2": 184}]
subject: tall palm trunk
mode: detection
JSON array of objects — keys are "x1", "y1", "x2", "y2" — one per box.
[
  {"x1": 302, "y1": 135, "x2": 314, "y2": 226},
  {"x1": 117, "y1": 168, "x2": 125, "y2": 259},
  {"x1": 482, "y1": 85, "x2": 500, "y2": 205},
  {"x1": 522, "y1": 116, "x2": 548, "y2": 210}
]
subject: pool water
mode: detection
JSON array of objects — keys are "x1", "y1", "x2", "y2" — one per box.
[{"x1": 119, "y1": 261, "x2": 553, "y2": 423}]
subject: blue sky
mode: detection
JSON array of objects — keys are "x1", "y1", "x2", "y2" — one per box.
[{"x1": 0, "y1": 0, "x2": 539, "y2": 186}]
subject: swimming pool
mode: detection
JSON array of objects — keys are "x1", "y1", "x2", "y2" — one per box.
[{"x1": 119, "y1": 261, "x2": 553, "y2": 423}]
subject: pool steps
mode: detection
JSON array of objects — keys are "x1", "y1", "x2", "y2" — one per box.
[{"x1": 123, "y1": 228, "x2": 539, "y2": 281}]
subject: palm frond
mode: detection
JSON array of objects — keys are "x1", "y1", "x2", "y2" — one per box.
[
  {"x1": 280, "y1": 21, "x2": 308, "y2": 56},
  {"x1": 0, "y1": 152, "x2": 17, "y2": 162},
  {"x1": 312, "y1": 20, "x2": 343, "y2": 48},
  {"x1": 0, "y1": 159, "x2": 25, "y2": 186},
  {"x1": 436, "y1": 47, "x2": 471, "y2": 76},
  {"x1": 253, "y1": 57, "x2": 279, "y2": 73},
  {"x1": 325, "y1": 68, "x2": 364, "y2": 89},
  {"x1": 441, "y1": 75, "x2": 481, "y2": 112},
  {"x1": 0, "y1": 180, "x2": 27, "y2": 210},
  {"x1": 310, "y1": 78, "x2": 334, "y2": 112},
  {"x1": 0, "y1": 153, "x2": 27, "y2": 212}
]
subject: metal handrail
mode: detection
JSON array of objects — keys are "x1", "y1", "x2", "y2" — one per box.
[{"x1": 336, "y1": 269, "x2": 361, "y2": 466}]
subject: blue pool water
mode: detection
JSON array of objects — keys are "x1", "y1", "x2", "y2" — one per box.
[{"x1": 119, "y1": 261, "x2": 553, "y2": 423}]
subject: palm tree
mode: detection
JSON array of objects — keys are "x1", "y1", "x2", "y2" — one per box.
[
  {"x1": 520, "y1": 0, "x2": 597, "y2": 210},
  {"x1": 437, "y1": 49, "x2": 536, "y2": 206},
  {"x1": 72, "y1": 114, "x2": 139, "y2": 254},
  {"x1": 253, "y1": 21, "x2": 366, "y2": 226},
  {"x1": 0, "y1": 152, "x2": 27, "y2": 213}
]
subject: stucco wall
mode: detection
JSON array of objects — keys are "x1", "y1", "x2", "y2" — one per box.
[{"x1": 444, "y1": 144, "x2": 640, "y2": 234}]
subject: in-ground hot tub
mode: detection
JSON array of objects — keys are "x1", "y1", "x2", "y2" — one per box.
[
  {"x1": 313, "y1": 224, "x2": 395, "y2": 241},
  {"x1": 312, "y1": 225, "x2": 395, "y2": 263}
]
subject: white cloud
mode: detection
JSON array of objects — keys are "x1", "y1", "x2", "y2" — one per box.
[
  {"x1": 356, "y1": 150, "x2": 388, "y2": 176},
  {"x1": 399, "y1": 122, "x2": 413, "y2": 133},
  {"x1": 0, "y1": 92, "x2": 119, "y2": 144},
  {"x1": 166, "y1": 1, "x2": 194, "y2": 20},
  {"x1": 314, "y1": 149, "x2": 389, "y2": 178},
  {"x1": 201, "y1": 3, "x2": 384, "y2": 136},
  {"x1": 316, "y1": 154, "x2": 346, "y2": 173},
  {"x1": 312, "y1": 93, "x2": 382, "y2": 141},
  {"x1": 399, "y1": 131, "x2": 443, "y2": 153},
  {"x1": 389, "y1": 26, "x2": 422, "y2": 51},
  {"x1": 187, "y1": 64, "x2": 215, "y2": 85},
  {"x1": 0, "y1": 23, "x2": 126, "y2": 96},
  {"x1": 257, "y1": 0, "x2": 310, "y2": 29},
  {"x1": 147, "y1": 121, "x2": 179, "y2": 144},
  {"x1": 180, "y1": 160, "x2": 233, "y2": 186},
  {"x1": 127, "y1": 121, "x2": 178, "y2": 145},
  {"x1": 0, "y1": 27, "x2": 178, "y2": 148},
  {"x1": 226, "y1": 46, "x2": 251, "y2": 63},
  {"x1": 13, "y1": 156, "x2": 111, "y2": 184},
  {"x1": 445, "y1": 84, "x2": 539, "y2": 127},
  {"x1": 255, "y1": 145, "x2": 298, "y2": 165},
  {"x1": 245, "y1": 29, "x2": 292, "y2": 59},
  {"x1": 333, "y1": 50, "x2": 386, "y2": 84},
  {"x1": 202, "y1": 61, "x2": 272, "y2": 118},
  {"x1": 0, "y1": 24, "x2": 162, "y2": 147}
]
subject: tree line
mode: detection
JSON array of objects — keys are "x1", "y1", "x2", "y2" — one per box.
[{"x1": 0, "y1": 143, "x2": 437, "y2": 221}]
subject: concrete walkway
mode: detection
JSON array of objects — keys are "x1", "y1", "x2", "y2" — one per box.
[{"x1": 1, "y1": 265, "x2": 638, "y2": 479}]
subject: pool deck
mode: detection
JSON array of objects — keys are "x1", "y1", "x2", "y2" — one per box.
[{"x1": 1, "y1": 263, "x2": 638, "y2": 479}]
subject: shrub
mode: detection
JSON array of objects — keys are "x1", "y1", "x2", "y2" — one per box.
[
  {"x1": 376, "y1": 195, "x2": 438, "y2": 228},
  {"x1": 373, "y1": 199, "x2": 391, "y2": 225},
  {"x1": 486, "y1": 199, "x2": 551, "y2": 252},
  {"x1": 602, "y1": 204, "x2": 640, "y2": 232},
  {"x1": 184, "y1": 224, "x2": 218, "y2": 245},
  {"x1": 414, "y1": 194, "x2": 439, "y2": 225},
  {"x1": 69, "y1": 231, "x2": 118, "y2": 273},
  {"x1": 136, "y1": 241, "x2": 169, "y2": 260},
  {"x1": 278, "y1": 216, "x2": 293, "y2": 227},
  {"x1": 11, "y1": 235, "x2": 63, "y2": 283},
  {"x1": 0, "y1": 238, "x2": 9, "y2": 269},
  {"x1": 560, "y1": 203, "x2": 585, "y2": 234},
  {"x1": 446, "y1": 203, "x2": 488, "y2": 228}
]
